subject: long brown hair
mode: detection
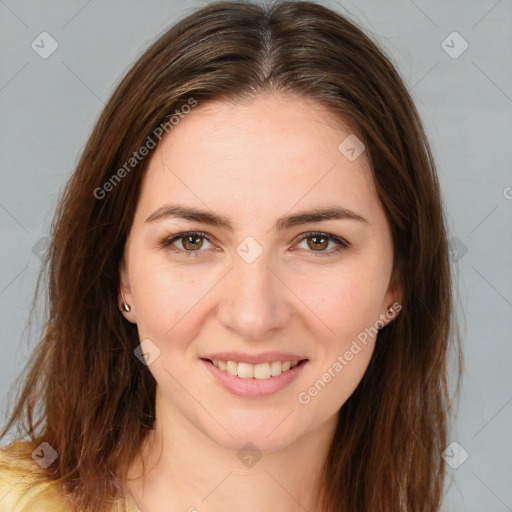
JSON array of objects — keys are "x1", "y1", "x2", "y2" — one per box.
[{"x1": 1, "y1": 1, "x2": 463, "y2": 510}]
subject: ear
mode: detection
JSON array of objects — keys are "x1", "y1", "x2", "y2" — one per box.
[
  {"x1": 118, "y1": 257, "x2": 137, "y2": 324},
  {"x1": 380, "y1": 265, "x2": 403, "y2": 328}
]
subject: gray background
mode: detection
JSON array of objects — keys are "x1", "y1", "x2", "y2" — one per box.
[{"x1": 0, "y1": 0, "x2": 511, "y2": 510}]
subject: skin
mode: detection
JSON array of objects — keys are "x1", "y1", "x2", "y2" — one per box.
[{"x1": 120, "y1": 92, "x2": 402, "y2": 512}]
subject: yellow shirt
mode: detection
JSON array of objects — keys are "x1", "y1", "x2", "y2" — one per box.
[{"x1": 0, "y1": 441, "x2": 141, "y2": 512}]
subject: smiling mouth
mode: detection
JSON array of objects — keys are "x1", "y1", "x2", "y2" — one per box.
[{"x1": 201, "y1": 358, "x2": 308, "y2": 379}]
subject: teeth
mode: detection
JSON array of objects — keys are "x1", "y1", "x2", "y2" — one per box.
[
  {"x1": 211, "y1": 359, "x2": 301, "y2": 379},
  {"x1": 226, "y1": 361, "x2": 238, "y2": 376},
  {"x1": 270, "y1": 361, "x2": 282, "y2": 376},
  {"x1": 254, "y1": 362, "x2": 270, "y2": 380},
  {"x1": 237, "y1": 363, "x2": 254, "y2": 379}
]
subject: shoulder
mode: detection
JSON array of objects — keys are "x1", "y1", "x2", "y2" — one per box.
[
  {"x1": 0, "y1": 441, "x2": 141, "y2": 512},
  {"x1": 0, "y1": 440, "x2": 72, "y2": 512}
]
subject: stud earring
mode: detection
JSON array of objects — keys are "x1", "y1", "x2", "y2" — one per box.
[{"x1": 120, "y1": 288, "x2": 131, "y2": 313}]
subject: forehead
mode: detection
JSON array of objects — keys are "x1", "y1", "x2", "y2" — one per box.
[{"x1": 137, "y1": 93, "x2": 380, "y2": 227}]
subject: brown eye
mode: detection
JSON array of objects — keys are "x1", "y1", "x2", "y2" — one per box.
[
  {"x1": 159, "y1": 231, "x2": 213, "y2": 256},
  {"x1": 181, "y1": 234, "x2": 204, "y2": 251},
  {"x1": 295, "y1": 232, "x2": 350, "y2": 257},
  {"x1": 306, "y1": 235, "x2": 329, "y2": 251}
]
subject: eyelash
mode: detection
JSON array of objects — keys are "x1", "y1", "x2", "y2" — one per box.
[{"x1": 159, "y1": 231, "x2": 351, "y2": 258}]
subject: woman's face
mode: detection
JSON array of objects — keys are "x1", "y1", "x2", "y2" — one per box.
[{"x1": 120, "y1": 93, "x2": 401, "y2": 452}]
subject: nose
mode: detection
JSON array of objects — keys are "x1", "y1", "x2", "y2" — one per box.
[{"x1": 216, "y1": 249, "x2": 291, "y2": 341}]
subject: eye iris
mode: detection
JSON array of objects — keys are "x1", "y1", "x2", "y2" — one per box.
[
  {"x1": 307, "y1": 235, "x2": 328, "y2": 251},
  {"x1": 183, "y1": 235, "x2": 203, "y2": 251}
]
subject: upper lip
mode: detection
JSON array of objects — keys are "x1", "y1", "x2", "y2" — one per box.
[{"x1": 201, "y1": 351, "x2": 308, "y2": 365}]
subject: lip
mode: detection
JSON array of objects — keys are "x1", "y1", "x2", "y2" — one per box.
[
  {"x1": 200, "y1": 358, "x2": 309, "y2": 398},
  {"x1": 201, "y1": 351, "x2": 307, "y2": 365}
]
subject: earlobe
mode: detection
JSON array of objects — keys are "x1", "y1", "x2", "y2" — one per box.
[
  {"x1": 118, "y1": 260, "x2": 136, "y2": 323},
  {"x1": 120, "y1": 288, "x2": 131, "y2": 312},
  {"x1": 381, "y1": 270, "x2": 403, "y2": 327},
  {"x1": 118, "y1": 283, "x2": 137, "y2": 323},
  {"x1": 377, "y1": 302, "x2": 402, "y2": 331}
]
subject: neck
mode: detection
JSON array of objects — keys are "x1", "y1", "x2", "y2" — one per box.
[{"x1": 126, "y1": 390, "x2": 337, "y2": 512}]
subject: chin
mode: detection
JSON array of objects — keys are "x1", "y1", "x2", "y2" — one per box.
[
  {"x1": 208, "y1": 427, "x2": 300, "y2": 455},
  {"x1": 195, "y1": 407, "x2": 308, "y2": 453}
]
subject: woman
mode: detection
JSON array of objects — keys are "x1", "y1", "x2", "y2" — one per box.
[{"x1": 0, "y1": 1, "x2": 462, "y2": 511}]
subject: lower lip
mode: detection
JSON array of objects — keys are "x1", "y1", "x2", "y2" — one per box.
[{"x1": 200, "y1": 359, "x2": 308, "y2": 398}]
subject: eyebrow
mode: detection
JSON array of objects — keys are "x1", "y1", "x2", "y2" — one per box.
[{"x1": 145, "y1": 204, "x2": 369, "y2": 231}]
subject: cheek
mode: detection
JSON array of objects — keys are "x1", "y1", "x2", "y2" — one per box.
[
  {"x1": 131, "y1": 257, "x2": 203, "y2": 336},
  {"x1": 296, "y1": 274, "x2": 380, "y2": 414},
  {"x1": 293, "y1": 265, "x2": 386, "y2": 339}
]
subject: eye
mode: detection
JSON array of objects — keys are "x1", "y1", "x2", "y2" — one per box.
[
  {"x1": 159, "y1": 231, "x2": 350, "y2": 258},
  {"x1": 294, "y1": 231, "x2": 350, "y2": 257},
  {"x1": 159, "y1": 231, "x2": 214, "y2": 256}
]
